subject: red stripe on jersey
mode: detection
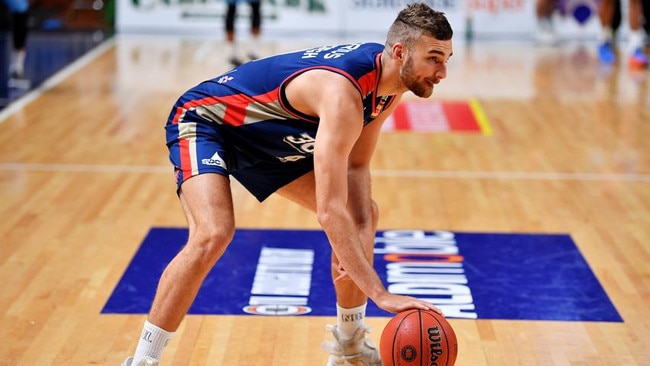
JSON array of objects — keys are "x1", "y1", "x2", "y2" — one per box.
[
  {"x1": 222, "y1": 94, "x2": 249, "y2": 126},
  {"x1": 171, "y1": 106, "x2": 185, "y2": 125},
  {"x1": 178, "y1": 135, "x2": 192, "y2": 181},
  {"x1": 357, "y1": 53, "x2": 381, "y2": 96},
  {"x1": 172, "y1": 96, "x2": 222, "y2": 124},
  {"x1": 357, "y1": 71, "x2": 376, "y2": 97},
  {"x1": 183, "y1": 96, "x2": 222, "y2": 109},
  {"x1": 217, "y1": 89, "x2": 277, "y2": 126}
]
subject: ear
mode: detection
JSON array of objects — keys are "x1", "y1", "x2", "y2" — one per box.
[{"x1": 392, "y1": 43, "x2": 407, "y2": 62}]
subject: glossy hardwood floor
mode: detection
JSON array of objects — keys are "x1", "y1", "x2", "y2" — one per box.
[{"x1": 0, "y1": 34, "x2": 648, "y2": 365}]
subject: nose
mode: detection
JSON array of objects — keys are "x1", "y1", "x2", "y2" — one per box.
[{"x1": 436, "y1": 64, "x2": 447, "y2": 80}]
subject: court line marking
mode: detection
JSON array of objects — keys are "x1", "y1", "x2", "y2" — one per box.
[
  {"x1": 0, "y1": 163, "x2": 648, "y2": 182},
  {"x1": 0, "y1": 37, "x2": 116, "y2": 124},
  {"x1": 469, "y1": 98, "x2": 493, "y2": 136}
]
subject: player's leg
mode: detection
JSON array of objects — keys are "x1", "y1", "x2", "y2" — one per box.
[
  {"x1": 5, "y1": 0, "x2": 30, "y2": 86},
  {"x1": 247, "y1": 0, "x2": 262, "y2": 60},
  {"x1": 535, "y1": 0, "x2": 558, "y2": 44},
  {"x1": 277, "y1": 171, "x2": 377, "y2": 306},
  {"x1": 124, "y1": 174, "x2": 236, "y2": 366},
  {"x1": 643, "y1": 0, "x2": 650, "y2": 42},
  {"x1": 598, "y1": 0, "x2": 617, "y2": 64},
  {"x1": 612, "y1": 0, "x2": 622, "y2": 33},
  {"x1": 125, "y1": 114, "x2": 237, "y2": 365},
  {"x1": 149, "y1": 174, "x2": 235, "y2": 328},
  {"x1": 277, "y1": 172, "x2": 382, "y2": 366},
  {"x1": 225, "y1": 0, "x2": 243, "y2": 66},
  {"x1": 627, "y1": 0, "x2": 649, "y2": 68}
]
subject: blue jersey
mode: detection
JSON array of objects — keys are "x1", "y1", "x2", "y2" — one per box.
[{"x1": 166, "y1": 42, "x2": 396, "y2": 201}]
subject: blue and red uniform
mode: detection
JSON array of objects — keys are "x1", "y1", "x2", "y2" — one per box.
[{"x1": 165, "y1": 42, "x2": 396, "y2": 201}]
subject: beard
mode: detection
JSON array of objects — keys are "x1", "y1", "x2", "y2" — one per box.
[{"x1": 400, "y1": 57, "x2": 434, "y2": 98}]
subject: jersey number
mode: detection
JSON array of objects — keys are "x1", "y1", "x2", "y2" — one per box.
[{"x1": 283, "y1": 133, "x2": 316, "y2": 154}]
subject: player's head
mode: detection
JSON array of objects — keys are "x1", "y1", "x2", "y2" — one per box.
[
  {"x1": 385, "y1": 3, "x2": 453, "y2": 98},
  {"x1": 385, "y1": 2, "x2": 453, "y2": 50}
]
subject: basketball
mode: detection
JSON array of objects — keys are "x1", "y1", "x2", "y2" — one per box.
[{"x1": 380, "y1": 309, "x2": 458, "y2": 366}]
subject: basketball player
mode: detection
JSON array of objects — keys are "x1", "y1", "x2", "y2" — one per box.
[
  {"x1": 122, "y1": 3, "x2": 452, "y2": 366},
  {"x1": 224, "y1": 0, "x2": 262, "y2": 67},
  {"x1": 2, "y1": 0, "x2": 30, "y2": 87},
  {"x1": 535, "y1": 0, "x2": 560, "y2": 45}
]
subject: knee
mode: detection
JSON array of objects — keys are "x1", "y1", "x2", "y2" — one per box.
[
  {"x1": 186, "y1": 225, "x2": 235, "y2": 266},
  {"x1": 358, "y1": 199, "x2": 380, "y2": 235}
]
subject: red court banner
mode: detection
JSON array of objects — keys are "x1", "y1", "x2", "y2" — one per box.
[{"x1": 382, "y1": 100, "x2": 492, "y2": 135}]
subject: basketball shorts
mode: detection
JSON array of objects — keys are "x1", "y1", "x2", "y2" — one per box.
[{"x1": 165, "y1": 120, "x2": 314, "y2": 202}]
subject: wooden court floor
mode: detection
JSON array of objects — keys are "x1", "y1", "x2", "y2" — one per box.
[{"x1": 0, "y1": 34, "x2": 648, "y2": 365}]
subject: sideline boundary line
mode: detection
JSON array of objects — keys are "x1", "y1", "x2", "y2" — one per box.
[
  {"x1": 0, "y1": 38, "x2": 116, "y2": 124},
  {"x1": 0, "y1": 163, "x2": 648, "y2": 182}
]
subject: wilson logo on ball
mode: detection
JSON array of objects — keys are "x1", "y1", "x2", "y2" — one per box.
[{"x1": 428, "y1": 325, "x2": 444, "y2": 365}]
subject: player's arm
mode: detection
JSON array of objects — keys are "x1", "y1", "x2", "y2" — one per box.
[
  {"x1": 286, "y1": 70, "x2": 436, "y2": 312},
  {"x1": 346, "y1": 95, "x2": 402, "y2": 255},
  {"x1": 286, "y1": 69, "x2": 386, "y2": 299}
]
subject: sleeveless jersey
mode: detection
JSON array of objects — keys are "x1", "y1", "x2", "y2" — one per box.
[{"x1": 166, "y1": 42, "x2": 396, "y2": 200}]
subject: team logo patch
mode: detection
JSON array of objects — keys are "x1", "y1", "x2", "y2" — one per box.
[
  {"x1": 103, "y1": 228, "x2": 621, "y2": 322},
  {"x1": 201, "y1": 151, "x2": 226, "y2": 168}
]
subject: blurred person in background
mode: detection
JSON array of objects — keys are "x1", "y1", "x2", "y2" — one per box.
[
  {"x1": 224, "y1": 0, "x2": 262, "y2": 67},
  {"x1": 641, "y1": 0, "x2": 650, "y2": 47},
  {"x1": 2, "y1": 0, "x2": 30, "y2": 88},
  {"x1": 536, "y1": 0, "x2": 560, "y2": 44},
  {"x1": 536, "y1": 0, "x2": 609, "y2": 45}
]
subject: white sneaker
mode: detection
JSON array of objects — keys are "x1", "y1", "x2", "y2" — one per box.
[
  {"x1": 121, "y1": 356, "x2": 159, "y2": 366},
  {"x1": 7, "y1": 70, "x2": 30, "y2": 90},
  {"x1": 535, "y1": 18, "x2": 559, "y2": 46},
  {"x1": 322, "y1": 325, "x2": 382, "y2": 366}
]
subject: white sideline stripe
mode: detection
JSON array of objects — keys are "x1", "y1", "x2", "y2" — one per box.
[
  {"x1": 375, "y1": 169, "x2": 650, "y2": 182},
  {"x1": 0, "y1": 163, "x2": 170, "y2": 173},
  {"x1": 0, "y1": 163, "x2": 648, "y2": 182},
  {"x1": 0, "y1": 38, "x2": 116, "y2": 124}
]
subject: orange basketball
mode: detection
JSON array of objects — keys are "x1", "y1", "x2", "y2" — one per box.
[{"x1": 380, "y1": 309, "x2": 458, "y2": 366}]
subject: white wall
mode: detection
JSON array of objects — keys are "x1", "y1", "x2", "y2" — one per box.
[{"x1": 116, "y1": 0, "x2": 604, "y2": 41}]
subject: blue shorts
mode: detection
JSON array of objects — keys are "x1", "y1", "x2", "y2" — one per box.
[
  {"x1": 2, "y1": 0, "x2": 28, "y2": 12},
  {"x1": 165, "y1": 119, "x2": 314, "y2": 202}
]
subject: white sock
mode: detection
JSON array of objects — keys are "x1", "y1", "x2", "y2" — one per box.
[
  {"x1": 226, "y1": 41, "x2": 240, "y2": 60},
  {"x1": 133, "y1": 320, "x2": 174, "y2": 363},
  {"x1": 628, "y1": 30, "x2": 645, "y2": 53},
  {"x1": 9, "y1": 50, "x2": 25, "y2": 75},
  {"x1": 537, "y1": 17, "x2": 553, "y2": 32},
  {"x1": 600, "y1": 27, "x2": 613, "y2": 43},
  {"x1": 337, "y1": 303, "x2": 366, "y2": 338},
  {"x1": 248, "y1": 36, "x2": 261, "y2": 58}
]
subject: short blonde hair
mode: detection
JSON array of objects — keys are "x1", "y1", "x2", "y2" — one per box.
[{"x1": 386, "y1": 2, "x2": 453, "y2": 49}]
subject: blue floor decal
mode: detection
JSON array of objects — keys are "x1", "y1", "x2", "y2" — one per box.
[{"x1": 103, "y1": 228, "x2": 622, "y2": 322}]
